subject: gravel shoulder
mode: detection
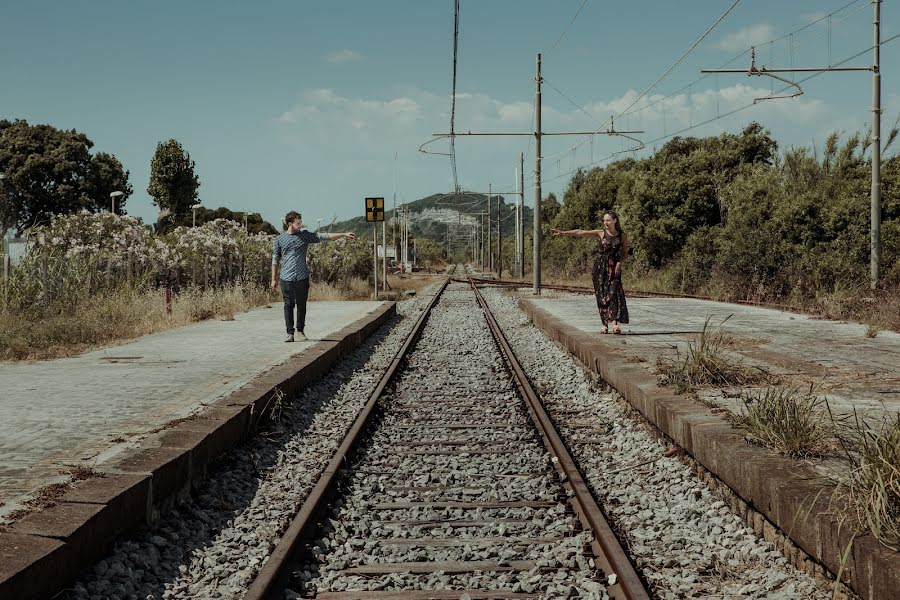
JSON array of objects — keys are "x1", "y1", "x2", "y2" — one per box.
[
  {"x1": 482, "y1": 287, "x2": 840, "y2": 600},
  {"x1": 63, "y1": 287, "x2": 440, "y2": 600}
]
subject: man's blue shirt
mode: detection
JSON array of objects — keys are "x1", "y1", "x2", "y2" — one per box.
[{"x1": 272, "y1": 230, "x2": 332, "y2": 281}]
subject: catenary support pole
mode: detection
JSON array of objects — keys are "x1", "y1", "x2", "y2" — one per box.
[
  {"x1": 487, "y1": 184, "x2": 492, "y2": 271},
  {"x1": 871, "y1": 0, "x2": 882, "y2": 289},
  {"x1": 533, "y1": 53, "x2": 542, "y2": 295},
  {"x1": 519, "y1": 151, "x2": 526, "y2": 278}
]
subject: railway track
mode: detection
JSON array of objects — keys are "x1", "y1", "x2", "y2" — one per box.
[
  {"x1": 243, "y1": 279, "x2": 649, "y2": 599},
  {"x1": 454, "y1": 277, "x2": 804, "y2": 313}
]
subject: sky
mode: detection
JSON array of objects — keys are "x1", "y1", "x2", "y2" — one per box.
[{"x1": 1, "y1": 0, "x2": 897, "y2": 228}]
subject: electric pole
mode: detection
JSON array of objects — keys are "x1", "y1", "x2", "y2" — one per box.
[
  {"x1": 426, "y1": 54, "x2": 642, "y2": 292},
  {"x1": 519, "y1": 151, "x2": 525, "y2": 278},
  {"x1": 872, "y1": 0, "x2": 882, "y2": 289},
  {"x1": 533, "y1": 53, "x2": 542, "y2": 294},
  {"x1": 487, "y1": 184, "x2": 492, "y2": 272},
  {"x1": 702, "y1": 3, "x2": 882, "y2": 288},
  {"x1": 498, "y1": 188, "x2": 503, "y2": 279}
]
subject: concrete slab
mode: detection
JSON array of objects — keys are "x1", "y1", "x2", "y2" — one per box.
[
  {"x1": 529, "y1": 295, "x2": 900, "y2": 422},
  {"x1": 0, "y1": 300, "x2": 385, "y2": 518},
  {"x1": 520, "y1": 296, "x2": 900, "y2": 600}
]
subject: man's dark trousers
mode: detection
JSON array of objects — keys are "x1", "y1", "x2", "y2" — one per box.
[{"x1": 281, "y1": 278, "x2": 310, "y2": 334}]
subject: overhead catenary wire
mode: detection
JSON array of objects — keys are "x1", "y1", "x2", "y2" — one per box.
[
  {"x1": 548, "y1": 0, "x2": 867, "y2": 164},
  {"x1": 449, "y1": 0, "x2": 461, "y2": 194},
  {"x1": 537, "y1": 32, "x2": 900, "y2": 188},
  {"x1": 545, "y1": 0, "x2": 590, "y2": 54}
]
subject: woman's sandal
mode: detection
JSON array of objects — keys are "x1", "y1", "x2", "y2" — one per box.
[
  {"x1": 601, "y1": 326, "x2": 609, "y2": 334},
  {"x1": 613, "y1": 326, "x2": 622, "y2": 335}
]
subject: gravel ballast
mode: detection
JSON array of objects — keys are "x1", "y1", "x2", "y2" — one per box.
[
  {"x1": 294, "y1": 286, "x2": 609, "y2": 598},
  {"x1": 482, "y1": 286, "x2": 840, "y2": 600},
  {"x1": 63, "y1": 288, "x2": 439, "y2": 600}
]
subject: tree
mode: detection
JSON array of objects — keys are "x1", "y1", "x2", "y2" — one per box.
[
  {"x1": 175, "y1": 206, "x2": 277, "y2": 234},
  {"x1": 0, "y1": 119, "x2": 133, "y2": 232},
  {"x1": 147, "y1": 139, "x2": 200, "y2": 219},
  {"x1": 84, "y1": 152, "x2": 133, "y2": 214},
  {"x1": 414, "y1": 237, "x2": 445, "y2": 267}
]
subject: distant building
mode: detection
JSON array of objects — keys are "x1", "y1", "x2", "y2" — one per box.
[{"x1": 2, "y1": 231, "x2": 29, "y2": 267}]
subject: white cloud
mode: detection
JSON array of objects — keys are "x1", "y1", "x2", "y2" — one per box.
[
  {"x1": 324, "y1": 49, "x2": 365, "y2": 64},
  {"x1": 274, "y1": 83, "x2": 836, "y2": 195},
  {"x1": 713, "y1": 23, "x2": 774, "y2": 52}
]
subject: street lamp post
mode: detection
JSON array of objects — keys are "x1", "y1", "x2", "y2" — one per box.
[
  {"x1": 192, "y1": 202, "x2": 202, "y2": 227},
  {"x1": 110, "y1": 191, "x2": 124, "y2": 214}
]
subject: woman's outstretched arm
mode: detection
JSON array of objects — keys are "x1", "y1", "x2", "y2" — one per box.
[{"x1": 550, "y1": 228, "x2": 601, "y2": 238}]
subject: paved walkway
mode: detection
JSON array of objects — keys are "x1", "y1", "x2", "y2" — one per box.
[
  {"x1": 530, "y1": 295, "x2": 900, "y2": 421},
  {"x1": 0, "y1": 301, "x2": 385, "y2": 518}
]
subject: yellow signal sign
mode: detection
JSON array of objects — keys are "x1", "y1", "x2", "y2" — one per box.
[{"x1": 365, "y1": 197, "x2": 385, "y2": 222}]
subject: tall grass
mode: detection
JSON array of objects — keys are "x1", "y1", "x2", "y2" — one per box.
[
  {"x1": 834, "y1": 409, "x2": 900, "y2": 550},
  {"x1": 737, "y1": 385, "x2": 832, "y2": 458},
  {"x1": 656, "y1": 316, "x2": 772, "y2": 394},
  {"x1": 0, "y1": 283, "x2": 275, "y2": 361}
]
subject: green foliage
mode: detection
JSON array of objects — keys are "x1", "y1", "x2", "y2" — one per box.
[
  {"x1": 307, "y1": 238, "x2": 372, "y2": 286},
  {"x1": 415, "y1": 237, "x2": 446, "y2": 267},
  {"x1": 175, "y1": 206, "x2": 277, "y2": 235},
  {"x1": 546, "y1": 121, "x2": 900, "y2": 297},
  {"x1": 84, "y1": 152, "x2": 134, "y2": 215},
  {"x1": 147, "y1": 139, "x2": 200, "y2": 218},
  {"x1": 0, "y1": 119, "x2": 132, "y2": 232}
]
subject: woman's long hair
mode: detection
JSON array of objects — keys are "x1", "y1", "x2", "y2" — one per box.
[{"x1": 603, "y1": 210, "x2": 624, "y2": 235}]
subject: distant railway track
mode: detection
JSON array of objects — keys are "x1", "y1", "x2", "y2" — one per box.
[
  {"x1": 242, "y1": 277, "x2": 649, "y2": 599},
  {"x1": 455, "y1": 276, "x2": 805, "y2": 314}
]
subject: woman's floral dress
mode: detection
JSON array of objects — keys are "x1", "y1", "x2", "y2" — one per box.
[{"x1": 591, "y1": 231, "x2": 629, "y2": 326}]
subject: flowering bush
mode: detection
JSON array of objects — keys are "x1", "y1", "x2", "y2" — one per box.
[{"x1": 1, "y1": 213, "x2": 376, "y2": 314}]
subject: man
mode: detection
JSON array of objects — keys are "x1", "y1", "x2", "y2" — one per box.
[{"x1": 271, "y1": 211, "x2": 356, "y2": 342}]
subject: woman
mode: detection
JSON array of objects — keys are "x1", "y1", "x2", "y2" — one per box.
[{"x1": 551, "y1": 210, "x2": 629, "y2": 334}]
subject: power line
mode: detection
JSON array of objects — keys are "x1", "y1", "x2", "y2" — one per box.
[
  {"x1": 449, "y1": 0, "x2": 461, "y2": 194},
  {"x1": 538, "y1": 31, "x2": 900, "y2": 188},
  {"x1": 545, "y1": 0, "x2": 590, "y2": 54},
  {"x1": 547, "y1": 0, "x2": 742, "y2": 165},
  {"x1": 547, "y1": 0, "x2": 869, "y2": 163}
]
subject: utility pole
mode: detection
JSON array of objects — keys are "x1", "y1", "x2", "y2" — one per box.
[
  {"x1": 392, "y1": 152, "x2": 398, "y2": 278},
  {"x1": 497, "y1": 189, "x2": 503, "y2": 279},
  {"x1": 519, "y1": 151, "x2": 525, "y2": 278},
  {"x1": 514, "y1": 163, "x2": 520, "y2": 277},
  {"x1": 701, "y1": 5, "x2": 882, "y2": 288},
  {"x1": 872, "y1": 0, "x2": 882, "y2": 288},
  {"x1": 487, "y1": 184, "x2": 492, "y2": 272},
  {"x1": 480, "y1": 211, "x2": 485, "y2": 270},
  {"x1": 533, "y1": 53, "x2": 542, "y2": 294},
  {"x1": 429, "y1": 54, "x2": 640, "y2": 292}
]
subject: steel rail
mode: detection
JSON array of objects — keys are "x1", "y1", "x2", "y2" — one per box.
[
  {"x1": 457, "y1": 276, "x2": 805, "y2": 313},
  {"x1": 243, "y1": 278, "x2": 452, "y2": 600},
  {"x1": 467, "y1": 277, "x2": 651, "y2": 600}
]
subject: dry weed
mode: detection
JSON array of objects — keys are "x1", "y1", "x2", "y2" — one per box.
[
  {"x1": 833, "y1": 409, "x2": 900, "y2": 550},
  {"x1": 656, "y1": 316, "x2": 773, "y2": 394},
  {"x1": 736, "y1": 385, "x2": 832, "y2": 458}
]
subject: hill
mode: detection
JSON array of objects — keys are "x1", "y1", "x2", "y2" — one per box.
[{"x1": 321, "y1": 192, "x2": 532, "y2": 242}]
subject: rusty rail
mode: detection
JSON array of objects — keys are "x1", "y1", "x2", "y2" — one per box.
[
  {"x1": 242, "y1": 278, "x2": 451, "y2": 600},
  {"x1": 468, "y1": 276, "x2": 651, "y2": 600},
  {"x1": 458, "y1": 276, "x2": 805, "y2": 313}
]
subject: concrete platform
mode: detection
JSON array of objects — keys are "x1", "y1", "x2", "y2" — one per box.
[
  {"x1": 0, "y1": 299, "x2": 396, "y2": 600},
  {"x1": 520, "y1": 295, "x2": 900, "y2": 600},
  {"x1": 0, "y1": 300, "x2": 385, "y2": 519},
  {"x1": 531, "y1": 295, "x2": 900, "y2": 422}
]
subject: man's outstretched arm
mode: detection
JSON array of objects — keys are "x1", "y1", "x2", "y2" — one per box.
[{"x1": 318, "y1": 231, "x2": 357, "y2": 241}]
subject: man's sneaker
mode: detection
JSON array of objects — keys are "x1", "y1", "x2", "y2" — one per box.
[
  {"x1": 296, "y1": 331, "x2": 308, "y2": 341},
  {"x1": 284, "y1": 334, "x2": 294, "y2": 343}
]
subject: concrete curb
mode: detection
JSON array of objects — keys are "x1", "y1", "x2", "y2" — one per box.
[
  {"x1": 520, "y1": 299, "x2": 900, "y2": 600},
  {"x1": 0, "y1": 301, "x2": 396, "y2": 600}
]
